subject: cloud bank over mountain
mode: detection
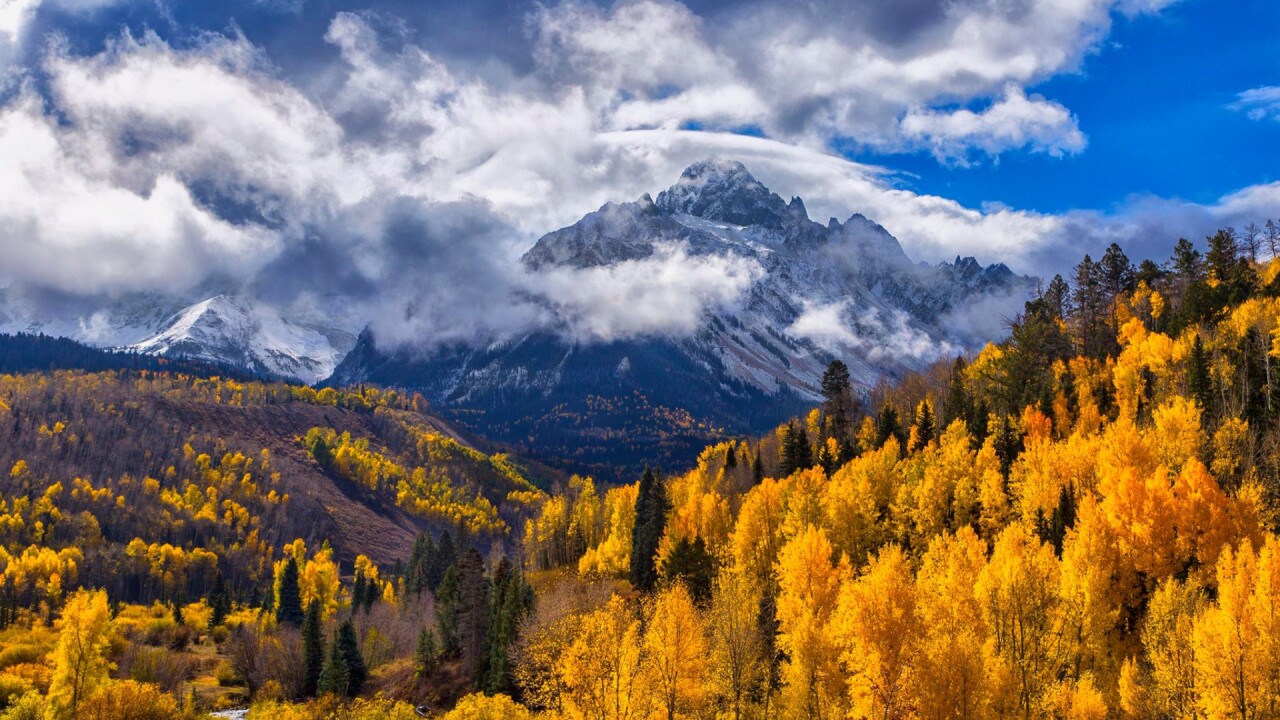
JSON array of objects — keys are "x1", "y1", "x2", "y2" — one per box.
[{"x1": 0, "y1": 0, "x2": 1276, "y2": 350}]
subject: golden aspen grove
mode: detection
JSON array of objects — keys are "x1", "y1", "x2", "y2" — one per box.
[{"x1": 1, "y1": 233, "x2": 1280, "y2": 720}]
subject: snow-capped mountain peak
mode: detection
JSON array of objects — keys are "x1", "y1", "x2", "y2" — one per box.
[
  {"x1": 655, "y1": 158, "x2": 794, "y2": 228},
  {"x1": 129, "y1": 295, "x2": 350, "y2": 384}
]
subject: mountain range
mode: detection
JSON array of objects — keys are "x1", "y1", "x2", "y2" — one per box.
[
  {"x1": 331, "y1": 159, "x2": 1038, "y2": 475},
  {"x1": 0, "y1": 159, "x2": 1037, "y2": 476}
]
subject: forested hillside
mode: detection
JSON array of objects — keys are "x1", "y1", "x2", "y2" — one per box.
[{"x1": 0, "y1": 229, "x2": 1280, "y2": 720}]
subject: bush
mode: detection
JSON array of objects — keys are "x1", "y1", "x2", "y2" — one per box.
[
  {"x1": 0, "y1": 692, "x2": 43, "y2": 720},
  {"x1": 122, "y1": 645, "x2": 191, "y2": 694},
  {"x1": 441, "y1": 694, "x2": 532, "y2": 720},
  {"x1": 0, "y1": 676, "x2": 33, "y2": 710},
  {"x1": 80, "y1": 680, "x2": 181, "y2": 720},
  {"x1": 0, "y1": 646, "x2": 43, "y2": 671},
  {"x1": 215, "y1": 660, "x2": 242, "y2": 687}
]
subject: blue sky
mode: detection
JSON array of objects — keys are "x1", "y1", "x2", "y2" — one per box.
[
  {"x1": 866, "y1": 0, "x2": 1280, "y2": 214},
  {"x1": 0, "y1": 0, "x2": 1277, "y2": 304}
]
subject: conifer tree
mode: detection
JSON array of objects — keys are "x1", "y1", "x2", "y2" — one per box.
[
  {"x1": 821, "y1": 360, "x2": 856, "y2": 441},
  {"x1": 208, "y1": 571, "x2": 231, "y2": 630},
  {"x1": 436, "y1": 565, "x2": 461, "y2": 657},
  {"x1": 456, "y1": 549, "x2": 492, "y2": 681},
  {"x1": 276, "y1": 557, "x2": 304, "y2": 627},
  {"x1": 301, "y1": 599, "x2": 323, "y2": 698},
  {"x1": 318, "y1": 629, "x2": 349, "y2": 697},
  {"x1": 1188, "y1": 334, "x2": 1214, "y2": 418},
  {"x1": 631, "y1": 468, "x2": 670, "y2": 592},
  {"x1": 319, "y1": 620, "x2": 366, "y2": 698},
  {"x1": 415, "y1": 626, "x2": 439, "y2": 678},
  {"x1": 911, "y1": 399, "x2": 936, "y2": 452},
  {"x1": 661, "y1": 536, "x2": 717, "y2": 604},
  {"x1": 484, "y1": 559, "x2": 534, "y2": 693}
]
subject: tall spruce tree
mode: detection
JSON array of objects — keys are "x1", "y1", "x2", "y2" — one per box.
[
  {"x1": 415, "y1": 626, "x2": 440, "y2": 678},
  {"x1": 1188, "y1": 333, "x2": 1214, "y2": 417},
  {"x1": 435, "y1": 565, "x2": 461, "y2": 657},
  {"x1": 483, "y1": 559, "x2": 534, "y2": 693},
  {"x1": 820, "y1": 360, "x2": 856, "y2": 442},
  {"x1": 208, "y1": 571, "x2": 231, "y2": 630},
  {"x1": 911, "y1": 400, "x2": 936, "y2": 452},
  {"x1": 456, "y1": 549, "x2": 492, "y2": 682},
  {"x1": 275, "y1": 557, "x2": 304, "y2": 627},
  {"x1": 301, "y1": 599, "x2": 323, "y2": 698},
  {"x1": 630, "y1": 468, "x2": 670, "y2": 593},
  {"x1": 318, "y1": 620, "x2": 365, "y2": 698}
]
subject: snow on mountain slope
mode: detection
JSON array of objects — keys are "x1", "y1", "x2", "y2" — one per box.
[
  {"x1": 0, "y1": 287, "x2": 353, "y2": 384},
  {"x1": 332, "y1": 158, "x2": 1040, "y2": 476},
  {"x1": 128, "y1": 296, "x2": 351, "y2": 384}
]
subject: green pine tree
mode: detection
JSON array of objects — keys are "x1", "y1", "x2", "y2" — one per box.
[
  {"x1": 275, "y1": 557, "x2": 304, "y2": 627},
  {"x1": 629, "y1": 468, "x2": 670, "y2": 593},
  {"x1": 415, "y1": 626, "x2": 439, "y2": 678},
  {"x1": 301, "y1": 599, "x2": 323, "y2": 698}
]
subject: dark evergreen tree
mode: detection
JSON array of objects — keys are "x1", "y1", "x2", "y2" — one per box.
[
  {"x1": 456, "y1": 549, "x2": 492, "y2": 682},
  {"x1": 301, "y1": 599, "x2": 323, "y2": 698},
  {"x1": 992, "y1": 415, "x2": 1024, "y2": 482},
  {"x1": 352, "y1": 573, "x2": 367, "y2": 614},
  {"x1": 778, "y1": 422, "x2": 814, "y2": 477},
  {"x1": 319, "y1": 620, "x2": 366, "y2": 698},
  {"x1": 435, "y1": 565, "x2": 461, "y2": 657},
  {"x1": 1073, "y1": 254, "x2": 1113, "y2": 357},
  {"x1": 820, "y1": 360, "x2": 857, "y2": 442},
  {"x1": 660, "y1": 536, "x2": 717, "y2": 604},
  {"x1": 1035, "y1": 484, "x2": 1078, "y2": 556},
  {"x1": 874, "y1": 405, "x2": 905, "y2": 450},
  {"x1": 751, "y1": 452, "x2": 764, "y2": 485},
  {"x1": 415, "y1": 626, "x2": 440, "y2": 678},
  {"x1": 911, "y1": 400, "x2": 936, "y2": 452},
  {"x1": 426, "y1": 530, "x2": 457, "y2": 593},
  {"x1": 943, "y1": 357, "x2": 973, "y2": 430},
  {"x1": 1100, "y1": 242, "x2": 1136, "y2": 299},
  {"x1": 275, "y1": 557, "x2": 304, "y2": 627},
  {"x1": 1188, "y1": 333, "x2": 1214, "y2": 418},
  {"x1": 725, "y1": 444, "x2": 737, "y2": 470},
  {"x1": 406, "y1": 532, "x2": 436, "y2": 596},
  {"x1": 483, "y1": 559, "x2": 535, "y2": 693},
  {"x1": 1042, "y1": 274, "x2": 1072, "y2": 320},
  {"x1": 630, "y1": 468, "x2": 670, "y2": 593},
  {"x1": 208, "y1": 571, "x2": 231, "y2": 630}
]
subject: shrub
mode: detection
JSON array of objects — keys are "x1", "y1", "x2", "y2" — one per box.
[{"x1": 79, "y1": 680, "x2": 180, "y2": 720}]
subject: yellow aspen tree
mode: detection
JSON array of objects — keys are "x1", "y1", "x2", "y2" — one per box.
[
  {"x1": 915, "y1": 527, "x2": 989, "y2": 720},
  {"x1": 977, "y1": 525, "x2": 1068, "y2": 720},
  {"x1": 1140, "y1": 577, "x2": 1205, "y2": 720},
  {"x1": 1059, "y1": 496, "x2": 1127, "y2": 688},
  {"x1": 731, "y1": 477, "x2": 787, "y2": 586},
  {"x1": 836, "y1": 544, "x2": 921, "y2": 720},
  {"x1": 644, "y1": 583, "x2": 708, "y2": 720},
  {"x1": 1194, "y1": 536, "x2": 1280, "y2": 720},
  {"x1": 47, "y1": 588, "x2": 113, "y2": 720},
  {"x1": 560, "y1": 595, "x2": 649, "y2": 720},
  {"x1": 708, "y1": 564, "x2": 764, "y2": 720},
  {"x1": 775, "y1": 525, "x2": 849, "y2": 720}
]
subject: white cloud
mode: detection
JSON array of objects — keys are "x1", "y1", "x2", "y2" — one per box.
[
  {"x1": 532, "y1": 243, "x2": 764, "y2": 342},
  {"x1": 7, "y1": 3, "x2": 1279, "y2": 354},
  {"x1": 901, "y1": 86, "x2": 1086, "y2": 164},
  {"x1": 1230, "y1": 86, "x2": 1280, "y2": 122}
]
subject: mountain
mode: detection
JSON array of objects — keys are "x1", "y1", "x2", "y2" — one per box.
[
  {"x1": 331, "y1": 159, "x2": 1038, "y2": 478},
  {"x1": 0, "y1": 288, "x2": 355, "y2": 384}
]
